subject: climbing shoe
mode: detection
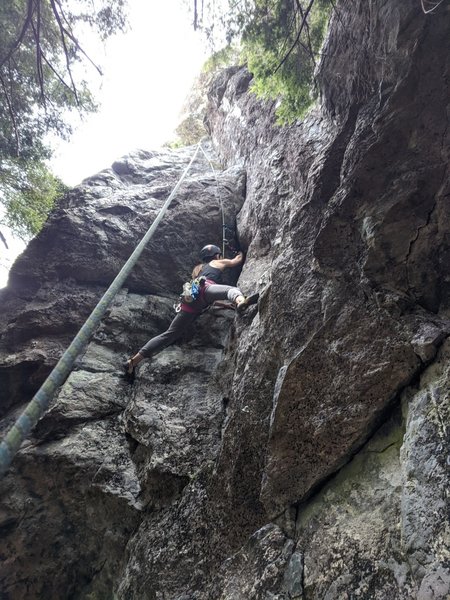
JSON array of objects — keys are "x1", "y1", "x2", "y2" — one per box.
[
  {"x1": 236, "y1": 293, "x2": 259, "y2": 314},
  {"x1": 123, "y1": 358, "x2": 136, "y2": 384}
]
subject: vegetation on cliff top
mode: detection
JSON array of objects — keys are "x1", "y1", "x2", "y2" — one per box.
[{"x1": 194, "y1": 0, "x2": 332, "y2": 124}]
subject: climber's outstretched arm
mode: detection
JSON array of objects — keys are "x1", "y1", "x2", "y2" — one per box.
[{"x1": 212, "y1": 251, "x2": 244, "y2": 270}]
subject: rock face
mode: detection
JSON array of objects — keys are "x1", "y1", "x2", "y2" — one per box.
[{"x1": 1, "y1": 1, "x2": 449, "y2": 598}]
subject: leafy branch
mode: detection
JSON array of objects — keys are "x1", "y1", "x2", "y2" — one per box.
[
  {"x1": 0, "y1": 0, "x2": 126, "y2": 239},
  {"x1": 0, "y1": 0, "x2": 126, "y2": 161},
  {"x1": 273, "y1": 0, "x2": 316, "y2": 74},
  {"x1": 2, "y1": 0, "x2": 101, "y2": 114}
]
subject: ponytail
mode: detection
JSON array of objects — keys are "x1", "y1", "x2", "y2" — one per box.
[{"x1": 192, "y1": 263, "x2": 203, "y2": 278}]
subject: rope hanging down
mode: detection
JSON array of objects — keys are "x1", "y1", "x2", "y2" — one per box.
[
  {"x1": 198, "y1": 144, "x2": 227, "y2": 257},
  {"x1": 0, "y1": 141, "x2": 204, "y2": 477}
]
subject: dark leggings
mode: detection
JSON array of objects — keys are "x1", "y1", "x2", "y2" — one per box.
[
  {"x1": 139, "y1": 283, "x2": 241, "y2": 358},
  {"x1": 139, "y1": 311, "x2": 198, "y2": 358}
]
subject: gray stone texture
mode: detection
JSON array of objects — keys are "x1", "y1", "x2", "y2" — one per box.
[{"x1": 0, "y1": 0, "x2": 449, "y2": 598}]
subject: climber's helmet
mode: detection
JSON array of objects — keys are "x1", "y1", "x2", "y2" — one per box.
[{"x1": 200, "y1": 244, "x2": 222, "y2": 262}]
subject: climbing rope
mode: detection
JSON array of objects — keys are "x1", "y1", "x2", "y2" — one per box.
[
  {"x1": 0, "y1": 140, "x2": 207, "y2": 477},
  {"x1": 198, "y1": 144, "x2": 227, "y2": 256}
]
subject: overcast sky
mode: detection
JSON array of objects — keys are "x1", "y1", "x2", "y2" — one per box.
[
  {"x1": 52, "y1": 1, "x2": 208, "y2": 186},
  {"x1": 1, "y1": 0, "x2": 209, "y2": 287}
]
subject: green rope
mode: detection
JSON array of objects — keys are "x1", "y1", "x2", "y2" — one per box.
[{"x1": 0, "y1": 142, "x2": 202, "y2": 477}]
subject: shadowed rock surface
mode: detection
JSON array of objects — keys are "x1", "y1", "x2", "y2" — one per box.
[{"x1": 1, "y1": 0, "x2": 449, "y2": 598}]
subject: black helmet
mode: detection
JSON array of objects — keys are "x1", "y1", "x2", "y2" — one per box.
[{"x1": 200, "y1": 244, "x2": 221, "y2": 261}]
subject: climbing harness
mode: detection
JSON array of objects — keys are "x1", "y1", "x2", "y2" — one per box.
[
  {"x1": 0, "y1": 139, "x2": 218, "y2": 478},
  {"x1": 181, "y1": 276, "x2": 206, "y2": 304},
  {"x1": 174, "y1": 276, "x2": 207, "y2": 312}
]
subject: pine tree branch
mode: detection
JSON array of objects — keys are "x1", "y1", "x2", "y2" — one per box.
[
  {"x1": 194, "y1": 0, "x2": 198, "y2": 29},
  {"x1": 0, "y1": 0, "x2": 34, "y2": 69},
  {"x1": 0, "y1": 71, "x2": 20, "y2": 156},
  {"x1": 273, "y1": 0, "x2": 316, "y2": 74},
  {"x1": 54, "y1": 0, "x2": 103, "y2": 75},
  {"x1": 277, "y1": 2, "x2": 302, "y2": 61},
  {"x1": 297, "y1": 0, "x2": 317, "y2": 66},
  {"x1": 0, "y1": 231, "x2": 9, "y2": 250},
  {"x1": 30, "y1": 1, "x2": 45, "y2": 103},
  {"x1": 48, "y1": 0, "x2": 79, "y2": 104},
  {"x1": 41, "y1": 53, "x2": 76, "y2": 95}
]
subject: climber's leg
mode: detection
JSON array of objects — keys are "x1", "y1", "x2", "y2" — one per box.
[
  {"x1": 204, "y1": 284, "x2": 258, "y2": 312},
  {"x1": 139, "y1": 311, "x2": 199, "y2": 357},
  {"x1": 123, "y1": 311, "x2": 198, "y2": 382},
  {"x1": 204, "y1": 284, "x2": 244, "y2": 306}
]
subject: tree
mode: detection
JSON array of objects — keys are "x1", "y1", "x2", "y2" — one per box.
[
  {"x1": 0, "y1": 0, "x2": 127, "y2": 238},
  {"x1": 242, "y1": 0, "x2": 331, "y2": 122},
  {"x1": 192, "y1": 0, "x2": 332, "y2": 123},
  {"x1": 0, "y1": 159, "x2": 67, "y2": 241},
  {"x1": 0, "y1": 0, "x2": 127, "y2": 161}
]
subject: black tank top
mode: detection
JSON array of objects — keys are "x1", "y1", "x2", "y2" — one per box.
[{"x1": 199, "y1": 263, "x2": 223, "y2": 284}]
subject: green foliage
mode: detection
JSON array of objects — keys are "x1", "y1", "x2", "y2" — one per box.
[
  {"x1": 164, "y1": 139, "x2": 184, "y2": 150},
  {"x1": 0, "y1": 0, "x2": 127, "y2": 162},
  {"x1": 0, "y1": 160, "x2": 68, "y2": 241},
  {"x1": 243, "y1": 0, "x2": 332, "y2": 122},
  {"x1": 194, "y1": 0, "x2": 332, "y2": 123},
  {"x1": 0, "y1": 0, "x2": 126, "y2": 239},
  {"x1": 202, "y1": 45, "x2": 241, "y2": 74},
  {"x1": 175, "y1": 114, "x2": 207, "y2": 146}
]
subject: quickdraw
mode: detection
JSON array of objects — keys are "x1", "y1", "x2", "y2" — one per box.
[{"x1": 174, "y1": 276, "x2": 207, "y2": 312}]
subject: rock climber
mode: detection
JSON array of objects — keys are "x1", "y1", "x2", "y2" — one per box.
[{"x1": 123, "y1": 244, "x2": 258, "y2": 382}]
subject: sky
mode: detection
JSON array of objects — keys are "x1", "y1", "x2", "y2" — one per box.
[
  {"x1": 0, "y1": 0, "x2": 210, "y2": 287},
  {"x1": 52, "y1": 1, "x2": 209, "y2": 186}
]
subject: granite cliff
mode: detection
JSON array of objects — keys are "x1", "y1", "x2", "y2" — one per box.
[{"x1": 1, "y1": 0, "x2": 449, "y2": 598}]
